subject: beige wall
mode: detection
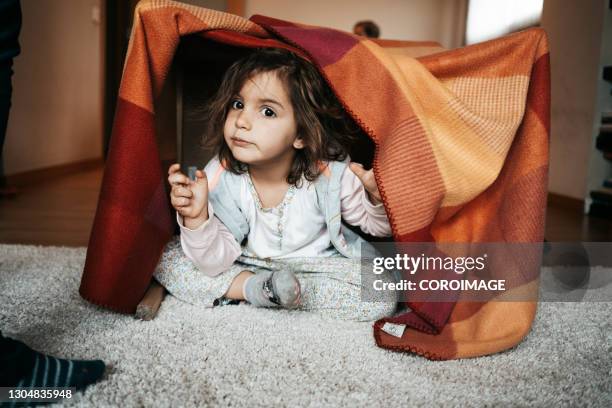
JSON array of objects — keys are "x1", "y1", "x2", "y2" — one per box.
[
  {"x1": 245, "y1": 0, "x2": 466, "y2": 48},
  {"x1": 541, "y1": 0, "x2": 609, "y2": 201},
  {"x1": 177, "y1": 0, "x2": 226, "y2": 11},
  {"x1": 4, "y1": 0, "x2": 104, "y2": 175}
]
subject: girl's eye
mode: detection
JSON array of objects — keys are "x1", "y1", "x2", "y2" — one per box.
[
  {"x1": 231, "y1": 100, "x2": 243, "y2": 109},
  {"x1": 261, "y1": 107, "x2": 276, "y2": 117}
]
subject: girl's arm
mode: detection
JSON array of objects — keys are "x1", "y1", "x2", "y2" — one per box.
[
  {"x1": 340, "y1": 166, "x2": 392, "y2": 237},
  {"x1": 177, "y1": 202, "x2": 242, "y2": 277}
]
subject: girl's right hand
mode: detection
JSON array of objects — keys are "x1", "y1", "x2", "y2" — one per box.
[{"x1": 168, "y1": 163, "x2": 209, "y2": 228}]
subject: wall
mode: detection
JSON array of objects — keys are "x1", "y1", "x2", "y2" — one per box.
[
  {"x1": 541, "y1": 0, "x2": 608, "y2": 200},
  {"x1": 176, "y1": 0, "x2": 226, "y2": 11},
  {"x1": 244, "y1": 0, "x2": 466, "y2": 48},
  {"x1": 4, "y1": 0, "x2": 103, "y2": 175}
]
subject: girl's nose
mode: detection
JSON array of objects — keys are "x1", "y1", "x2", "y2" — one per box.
[{"x1": 235, "y1": 110, "x2": 251, "y2": 130}]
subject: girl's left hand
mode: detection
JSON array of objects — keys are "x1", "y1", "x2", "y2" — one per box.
[{"x1": 349, "y1": 162, "x2": 383, "y2": 205}]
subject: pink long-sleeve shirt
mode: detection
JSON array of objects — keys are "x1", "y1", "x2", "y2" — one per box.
[{"x1": 177, "y1": 160, "x2": 392, "y2": 277}]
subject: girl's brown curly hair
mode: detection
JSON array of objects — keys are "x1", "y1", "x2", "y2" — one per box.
[{"x1": 201, "y1": 47, "x2": 360, "y2": 186}]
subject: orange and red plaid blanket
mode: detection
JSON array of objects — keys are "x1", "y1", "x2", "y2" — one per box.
[{"x1": 79, "y1": 0, "x2": 550, "y2": 360}]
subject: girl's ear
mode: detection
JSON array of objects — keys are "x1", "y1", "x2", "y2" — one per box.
[{"x1": 293, "y1": 137, "x2": 305, "y2": 149}]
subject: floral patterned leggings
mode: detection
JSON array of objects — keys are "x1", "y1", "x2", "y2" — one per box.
[{"x1": 154, "y1": 236, "x2": 397, "y2": 322}]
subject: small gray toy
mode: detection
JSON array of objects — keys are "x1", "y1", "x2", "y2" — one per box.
[{"x1": 187, "y1": 166, "x2": 198, "y2": 182}]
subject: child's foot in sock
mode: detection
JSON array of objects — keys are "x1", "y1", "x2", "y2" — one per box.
[
  {"x1": 13, "y1": 348, "x2": 106, "y2": 394},
  {"x1": 243, "y1": 270, "x2": 301, "y2": 308}
]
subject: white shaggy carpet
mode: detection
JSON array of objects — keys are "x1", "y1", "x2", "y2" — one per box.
[{"x1": 0, "y1": 244, "x2": 610, "y2": 407}]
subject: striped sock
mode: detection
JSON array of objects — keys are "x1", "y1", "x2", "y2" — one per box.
[{"x1": 14, "y1": 351, "x2": 105, "y2": 391}]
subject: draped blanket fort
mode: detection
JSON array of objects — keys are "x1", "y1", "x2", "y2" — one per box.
[{"x1": 79, "y1": 0, "x2": 550, "y2": 360}]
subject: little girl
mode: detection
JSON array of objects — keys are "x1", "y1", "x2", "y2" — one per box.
[{"x1": 154, "y1": 48, "x2": 397, "y2": 321}]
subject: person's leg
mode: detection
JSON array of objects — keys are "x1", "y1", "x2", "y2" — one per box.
[
  {"x1": 153, "y1": 236, "x2": 247, "y2": 307},
  {"x1": 278, "y1": 257, "x2": 398, "y2": 322},
  {"x1": 298, "y1": 274, "x2": 397, "y2": 321},
  {"x1": 0, "y1": 0, "x2": 22, "y2": 196},
  {"x1": 0, "y1": 330, "x2": 36, "y2": 386},
  {"x1": 223, "y1": 270, "x2": 252, "y2": 299},
  {"x1": 0, "y1": 61, "x2": 13, "y2": 194},
  {"x1": 0, "y1": 331, "x2": 105, "y2": 390},
  {"x1": 154, "y1": 237, "x2": 301, "y2": 308}
]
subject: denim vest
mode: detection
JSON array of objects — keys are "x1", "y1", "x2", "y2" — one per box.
[{"x1": 207, "y1": 157, "x2": 373, "y2": 259}]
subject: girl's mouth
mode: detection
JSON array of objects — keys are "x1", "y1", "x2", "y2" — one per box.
[{"x1": 231, "y1": 137, "x2": 253, "y2": 147}]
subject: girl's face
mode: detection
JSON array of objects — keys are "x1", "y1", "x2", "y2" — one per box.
[{"x1": 223, "y1": 70, "x2": 304, "y2": 168}]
